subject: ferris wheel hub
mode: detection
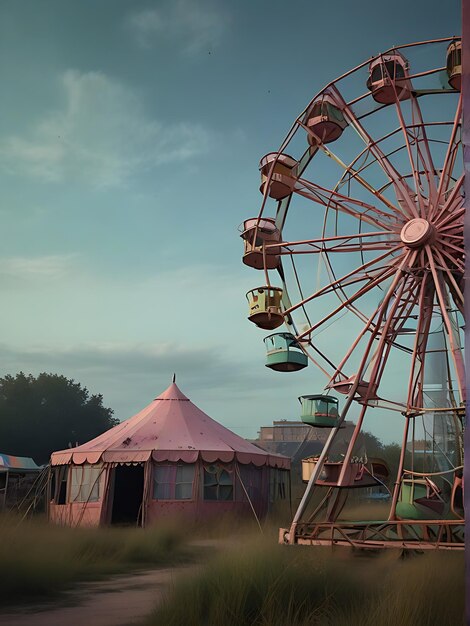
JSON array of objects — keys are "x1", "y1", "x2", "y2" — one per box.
[{"x1": 400, "y1": 218, "x2": 435, "y2": 248}]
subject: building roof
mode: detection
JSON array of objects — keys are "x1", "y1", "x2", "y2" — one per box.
[{"x1": 51, "y1": 382, "x2": 289, "y2": 468}]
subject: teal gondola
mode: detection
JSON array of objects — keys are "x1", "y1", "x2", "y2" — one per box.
[
  {"x1": 264, "y1": 333, "x2": 308, "y2": 372},
  {"x1": 299, "y1": 394, "x2": 339, "y2": 428}
]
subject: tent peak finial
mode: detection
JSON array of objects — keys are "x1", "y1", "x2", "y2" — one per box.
[{"x1": 172, "y1": 373, "x2": 176, "y2": 383}]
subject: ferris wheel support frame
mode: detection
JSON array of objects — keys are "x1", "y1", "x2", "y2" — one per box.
[
  {"x1": 289, "y1": 252, "x2": 414, "y2": 535},
  {"x1": 245, "y1": 37, "x2": 466, "y2": 549}
]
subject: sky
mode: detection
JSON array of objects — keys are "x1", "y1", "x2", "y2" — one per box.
[{"x1": 0, "y1": 0, "x2": 461, "y2": 444}]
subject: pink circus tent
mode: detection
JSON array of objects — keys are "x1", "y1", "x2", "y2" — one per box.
[{"x1": 48, "y1": 381, "x2": 290, "y2": 527}]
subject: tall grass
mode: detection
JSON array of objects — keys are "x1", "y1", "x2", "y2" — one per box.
[
  {"x1": 145, "y1": 537, "x2": 464, "y2": 626},
  {"x1": 0, "y1": 514, "x2": 192, "y2": 606}
]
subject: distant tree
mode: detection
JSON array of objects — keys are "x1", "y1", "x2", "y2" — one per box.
[
  {"x1": 361, "y1": 431, "x2": 402, "y2": 485},
  {"x1": 0, "y1": 372, "x2": 118, "y2": 464},
  {"x1": 380, "y1": 442, "x2": 402, "y2": 485},
  {"x1": 361, "y1": 431, "x2": 385, "y2": 457}
]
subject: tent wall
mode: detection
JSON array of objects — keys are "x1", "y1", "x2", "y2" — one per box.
[
  {"x1": 48, "y1": 459, "x2": 290, "y2": 527},
  {"x1": 48, "y1": 463, "x2": 108, "y2": 527},
  {"x1": 146, "y1": 459, "x2": 290, "y2": 524},
  {"x1": 49, "y1": 500, "x2": 104, "y2": 526}
]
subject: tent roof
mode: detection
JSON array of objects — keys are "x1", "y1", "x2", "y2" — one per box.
[
  {"x1": 0, "y1": 453, "x2": 41, "y2": 473},
  {"x1": 51, "y1": 382, "x2": 289, "y2": 469}
]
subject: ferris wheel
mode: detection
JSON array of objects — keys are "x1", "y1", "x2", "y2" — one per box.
[{"x1": 241, "y1": 38, "x2": 464, "y2": 549}]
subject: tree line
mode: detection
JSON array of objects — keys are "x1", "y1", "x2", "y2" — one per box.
[{"x1": 0, "y1": 372, "x2": 118, "y2": 464}]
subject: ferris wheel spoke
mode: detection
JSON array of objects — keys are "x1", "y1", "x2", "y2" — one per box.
[
  {"x1": 343, "y1": 121, "x2": 451, "y2": 200},
  {"x1": 432, "y1": 174, "x2": 464, "y2": 226},
  {"x1": 434, "y1": 207, "x2": 464, "y2": 234},
  {"x1": 319, "y1": 242, "x2": 416, "y2": 330},
  {"x1": 297, "y1": 267, "x2": 396, "y2": 341},
  {"x1": 339, "y1": 276, "x2": 417, "y2": 389},
  {"x1": 443, "y1": 273, "x2": 464, "y2": 309},
  {"x1": 362, "y1": 270, "x2": 417, "y2": 399},
  {"x1": 329, "y1": 85, "x2": 419, "y2": 220},
  {"x1": 393, "y1": 93, "x2": 439, "y2": 215},
  {"x1": 299, "y1": 267, "x2": 391, "y2": 309},
  {"x1": 284, "y1": 246, "x2": 401, "y2": 319},
  {"x1": 435, "y1": 236, "x2": 464, "y2": 259},
  {"x1": 278, "y1": 239, "x2": 400, "y2": 255},
  {"x1": 296, "y1": 262, "x2": 401, "y2": 340},
  {"x1": 437, "y1": 223, "x2": 464, "y2": 235},
  {"x1": 329, "y1": 250, "x2": 415, "y2": 387},
  {"x1": 434, "y1": 251, "x2": 464, "y2": 317},
  {"x1": 310, "y1": 140, "x2": 414, "y2": 222},
  {"x1": 297, "y1": 119, "x2": 408, "y2": 222},
  {"x1": 434, "y1": 245, "x2": 464, "y2": 273},
  {"x1": 409, "y1": 96, "x2": 439, "y2": 203},
  {"x1": 273, "y1": 231, "x2": 396, "y2": 248},
  {"x1": 319, "y1": 253, "x2": 382, "y2": 326},
  {"x1": 303, "y1": 339, "x2": 343, "y2": 378},
  {"x1": 372, "y1": 279, "x2": 421, "y2": 400},
  {"x1": 425, "y1": 246, "x2": 465, "y2": 402},
  {"x1": 433, "y1": 93, "x2": 462, "y2": 215},
  {"x1": 406, "y1": 275, "x2": 434, "y2": 410},
  {"x1": 294, "y1": 177, "x2": 398, "y2": 230}
]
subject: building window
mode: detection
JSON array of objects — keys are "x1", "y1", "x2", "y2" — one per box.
[
  {"x1": 69, "y1": 464, "x2": 102, "y2": 503},
  {"x1": 153, "y1": 463, "x2": 195, "y2": 500},
  {"x1": 203, "y1": 464, "x2": 233, "y2": 501}
]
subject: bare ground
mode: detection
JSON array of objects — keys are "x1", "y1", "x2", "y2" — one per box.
[{"x1": 0, "y1": 565, "x2": 197, "y2": 626}]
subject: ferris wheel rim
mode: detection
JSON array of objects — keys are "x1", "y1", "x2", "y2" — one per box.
[{"x1": 251, "y1": 39, "x2": 464, "y2": 414}]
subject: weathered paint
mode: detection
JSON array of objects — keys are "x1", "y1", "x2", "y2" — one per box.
[
  {"x1": 48, "y1": 460, "x2": 284, "y2": 527},
  {"x1": 48, "y1": 382, "x2": 290, "y2": 527},
  {"x1": 51, "y1": 382, "x2": 289, "y2": 469}
]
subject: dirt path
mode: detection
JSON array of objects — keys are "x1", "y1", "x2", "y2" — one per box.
[{"x1": 0, "y1": 565, "x2": 195, "y2": 626}]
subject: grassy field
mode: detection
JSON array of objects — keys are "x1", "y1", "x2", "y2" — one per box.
[
  {"x1": 0, "y1": 511, "x2": 464, "y2": 625},
  {"x1": 144, "y1": 533, "x2": 465, "y2": 626},
  {"x1": 0, "y1": 513, "x2": 194, "y2": 606}
]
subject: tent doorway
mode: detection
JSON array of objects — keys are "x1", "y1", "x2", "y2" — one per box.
[{"x1": 110, "y1": 464, "x2": 144, "y2": 525}]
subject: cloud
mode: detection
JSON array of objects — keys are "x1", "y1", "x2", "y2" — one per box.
[
  {"x1": 0, "y1": 341, "x2": 229, "y2": 379},
  {"x1": 0, "y1": 340, "x2": 301, "y2": 431},
  {"x1": 0, "y1": 254, "x2": 76, "y2": 282},
  {"x1": 0, "y1": 339, "x2": 405, "y2": 442},
  {"x1": 128, "y1": 0, "x2": 228, "y2": 55},
  {"x1": 0, "y1": 70, "x2": 214, "y2": 187}
]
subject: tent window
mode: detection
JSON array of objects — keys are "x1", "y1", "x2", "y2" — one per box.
[
  {"x1": 51, "y1": 466, "x2": 68, "y2": 504},
  {"x1": 153, "y1": 463, "x2": 195, "y2": 500},
  {"x1": 69, "y1": 464, "x2": 102, "y2": 503},
  {"x1": 203, "y1": 464, "x2": 234, "y2": 501},
  {"x1": 269, "y1": 469, "x2": 289, "y2": 502},
  {"x1": 175, "y1": 464, "x2": 195, "y2": 499}
]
